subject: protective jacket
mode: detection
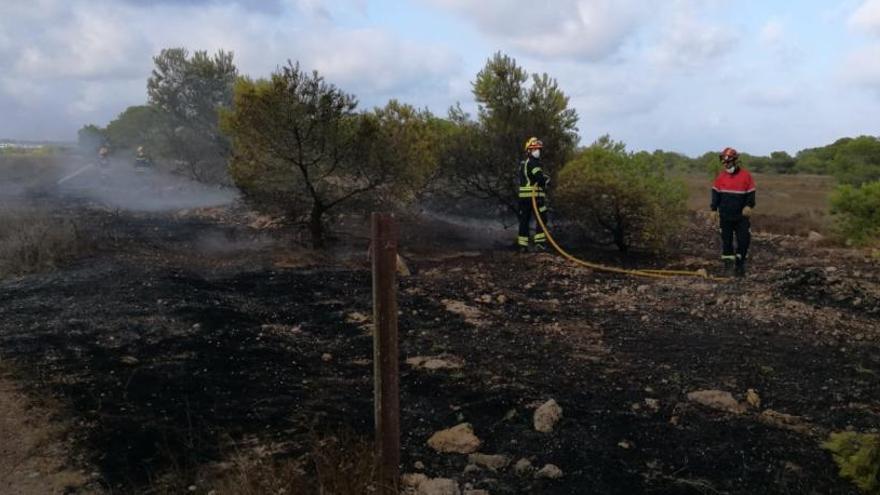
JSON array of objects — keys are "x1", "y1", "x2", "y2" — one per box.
[
  {"x1": 518, "y1": 156, "x2": 548, "y2": 198},
  {"x1": 711, "y1": 167, "x2": 755, "y2": 219}
]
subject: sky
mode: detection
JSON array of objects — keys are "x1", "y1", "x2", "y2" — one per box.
[{"x1": 1, "y1": 0, "x2": 880, "y2": 156}]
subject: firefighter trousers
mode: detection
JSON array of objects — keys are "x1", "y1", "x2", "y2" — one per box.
[
  {"x1": 720, "y1": 217, "x2": 750, "y2": 264},
  {"x1": 517, "y1": 197, "x2": 548, "y2": 247}
]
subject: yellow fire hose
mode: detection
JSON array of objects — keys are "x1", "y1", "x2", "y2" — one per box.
[{"x1": 530, "y1": 194, "x2": 726, "y2": 281}]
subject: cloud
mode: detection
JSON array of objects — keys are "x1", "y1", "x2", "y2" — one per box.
[
  {"x1": 841, "y1": 43, "x2": 880, "y2": 90},
  {"x1": 649, "y1": 9, "x2": 737, "y2": 70},
  {"x1": 849, "y1": 0, "x2": 880, "y2": 36},
  {"x1": 0, "y1": 0, "x2": 459, "y2": 140},
  {"x1": 759, "y1": 20, "x2": 784, "y2": 46},
  {"x1": 740, "y1": 86, "x2": 797, "y2": 107},
  {"x1": 426, "y1": 0, "x2": 643, "y2": 61}
]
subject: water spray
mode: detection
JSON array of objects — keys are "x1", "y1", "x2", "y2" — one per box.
[{"x1": 57, "y1": 163, "x2": 96, "y2": 185}]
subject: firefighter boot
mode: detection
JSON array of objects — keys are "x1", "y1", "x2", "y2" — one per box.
[
  {"x1": 722, "y1": 259, "x2": 735, "y2": 277},
  {"x1": 735, "y1": 257, "x2": 746, "y2": 277}
]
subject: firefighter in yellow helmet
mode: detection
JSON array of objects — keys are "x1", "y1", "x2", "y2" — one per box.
[
  {"x1": 134, "y1": 145, "x2": 152, "y2": 171},
  {"x1": 97, "y1": 145, "x2": 110, "y2": 168},
  {"x1": 516, "y1": 137, "x2": 550, "y2": 252}
]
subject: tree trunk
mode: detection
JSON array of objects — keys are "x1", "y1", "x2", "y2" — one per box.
[{"x1": 309, "y1": 205, "x2": 325, "y2": 249}]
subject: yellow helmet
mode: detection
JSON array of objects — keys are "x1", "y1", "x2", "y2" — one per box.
[{"x1": 524, "y1": 137, "x2": 543, "y2": 151}]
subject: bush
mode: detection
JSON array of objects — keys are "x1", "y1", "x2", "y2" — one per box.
[
  {"x1": 555, "y1": 143, "x2": 687, "y2": 252},
  {"x1": 822, "y1": 431, "x2": 880, "y2": 494},
  {"x1": 0, "y1": 209, "x2": 85, "y2": 277},
  {"x1": 831, "y1": 181, "x2": 880, "y2": 246}
]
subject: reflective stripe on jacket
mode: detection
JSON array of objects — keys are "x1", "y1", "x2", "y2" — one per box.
[{"x1": 518, "y1": 156, "x2": 548, "y2": 198}]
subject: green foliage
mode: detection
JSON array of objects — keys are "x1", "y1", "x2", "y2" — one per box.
[
  {"x1": 831, "y1": 181, "x2": 880, "y2": 246},
  {"x1": 449, "y1": 52, "x2": 579, "y2": 214},
  {"x1": 555, "y1": 139, "x2": 687, "y2": 252},
  {"x1": 222, "y1": 64, "x2": 433, "y2": 247},
  {"x1": 368, "y1": 100, "x2": 445, "y2": 204},
  {"x1": 147, "y1": 48, "x2": 237, "y2": 183},
  {"x1": 796, "y1": 136, "x2": 880, "y2": 184},
  {"x1": 822, "y1": 431, "x2": 880, "y2": 494},
  {"x1": 104, "y1": 105, "x2": 168, "y2": 153}
]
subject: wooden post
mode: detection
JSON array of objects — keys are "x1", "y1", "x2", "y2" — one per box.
[{"x1": 372, "y1": 212, "x2": 399, "y2": 494}]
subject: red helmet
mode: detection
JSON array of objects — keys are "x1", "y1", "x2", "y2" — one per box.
[{"x1": 719, "y1": 147, "x2": 739, "y2": 163}]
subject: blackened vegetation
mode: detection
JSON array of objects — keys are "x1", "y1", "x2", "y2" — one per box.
[{"x1": 0, "y1": 207, "x2": 878, "y2": 494}]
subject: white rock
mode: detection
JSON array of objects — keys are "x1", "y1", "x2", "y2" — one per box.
[
  {"x1": 533, "y1": 399, "x2": 563, "y2": 432},
  {"x1": 513, "y1": 458, "x2": 533, "y2": 475},
  {"x1": 418, "y1": 478, "x2": 461, "y2": 495},
  {"x1": 402, "y1": 473, "x2": 429, "y2": 488},
  {"x1": 467, "y1": 453, "x2": 510, "y2": 471},
  {"x1": 686, "y1": 390, "x2": 746, "y2": 414},
  {"x1": 535, "y1": 464, "x2": 563, "y2": 479},
  {"x1": 427, "y1": 423, "x2": 482, "y2": 454}
]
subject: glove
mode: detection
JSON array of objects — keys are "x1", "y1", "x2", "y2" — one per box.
[
  {"x1": 742, "y1": 206, "x2": 753, "y2": 218},
  {"x1": 710, "y1": 210, "x2": 719, "y2": 222}
]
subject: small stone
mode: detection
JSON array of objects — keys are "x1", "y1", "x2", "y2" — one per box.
[
  {"x1": 402, "y1": 473, "x2": 429, "y2": 488},
  {"x1": 533, "y1": 399, "x2": 563, "y2": 432},
  {"x1": 321, "y1": 353, "x2": 333, "y2": 362},
  {"x1": 644, "y1": 398, "x2": 660, "y2": 412},
  {"x1": 807, "y1": 231, "x2": 824, "y2": 243},
  {"x1": 120, "y1": 356, "x2": 139, "y2": 365},
  {"x1": 618, "y1": 440, "x2": 633, "y2": 449},
  {"x1": 415, "y1": 461, "x2": 426, "y2": 470},
  {"x1": 427, "y1": 423, "x2": 482, "y2": 454},
  {"x1": 468, "y1": 453, "x2": 510, "y2": 471},
  {"x1": 686, "y1": 389, "x2": 746, "y2": 414},
  {"x1": 463, "y1": 464, "x2": 481, "y2": 474},
  {"x1": 418, "y1": 478, "x2": 461, "y2": 495},
  {"x1": 514, "y1": 458, "x2": 533, "y2": 475},
  {"x1": 535, "y1": 464, "x2": 563, "y2": 479},
  {"x1": 746, "y1": 388, "x2": 761, "y2": 409},
  {"x1": 496, "y1": 294, "x2": 508, "y2": 304},
  {"x1": 636, "y1": 285, "x2": 650, "y2": 293}
]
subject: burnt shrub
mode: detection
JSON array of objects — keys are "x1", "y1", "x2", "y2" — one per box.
[{"x1": 0, "y1": 209, "x2": 86, "y2": 277}]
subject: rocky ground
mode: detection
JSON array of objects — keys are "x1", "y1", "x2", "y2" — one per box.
[{"x1": 0, "y1": 197, "x2": 878, "y2": 494}]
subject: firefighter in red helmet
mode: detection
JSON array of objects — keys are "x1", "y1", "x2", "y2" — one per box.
[{"x1": 711, "y1": 147, "x2": 756, "y2": 277}]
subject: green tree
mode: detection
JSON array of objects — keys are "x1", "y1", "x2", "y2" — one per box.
[
  {"x1": 769, "y1": 150, "x2": 796, "y2": 173},
  {"x1": 450, "y1": 52, "x2": 579, "y2": 214},
  {"x1": 222, "y1": 64, "x2": 429, "y2": 247},
  {"x1": 104, "y1": 105, "x2": 168, "y2": 153},
  {"x1": 831, "y1": 135, "x2": 880, "y2": 185},
  {"x1": 147, "y1": 48, "x2": 237, "y2": 183},
  {"x1": 368, "y1": 100, "x2": 444, "y2": 206},
  {"x1": 831, "y1": 181, "x2": 880, "y2": 246},
  {"x1": 555, "y1": 139, "x2": 687, "y2": 252}
]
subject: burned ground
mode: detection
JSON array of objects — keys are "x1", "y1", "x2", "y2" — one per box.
[{"x1": 0, "y1": 198, "x2": 879, "y2": 494}]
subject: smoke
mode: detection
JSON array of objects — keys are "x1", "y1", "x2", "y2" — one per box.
[{"x1": 47, "y1": 155, "x2": 238, "y2": 211}]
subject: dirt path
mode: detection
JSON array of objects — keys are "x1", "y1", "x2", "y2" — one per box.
[{"x1": 0, "y1": 364, "x2": 99, "y2": 495}]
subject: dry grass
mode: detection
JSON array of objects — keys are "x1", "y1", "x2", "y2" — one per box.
[
  {"x1": 146, "y1": 432, "x2": 378, "y2": 495},
  {"x1": 0, "y1": 208, "x2": 88, "y2": 278},
  {"x1": 681, "y1": 173, "x2": 836, "y2": 235}
]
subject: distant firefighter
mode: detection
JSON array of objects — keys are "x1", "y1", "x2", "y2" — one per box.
[
  {"x1": 134, "y1": 146, "x2": 153, "y2": 171},
  {"x1": 97, "y1": 145, "x2": 110, "y2": 167}
]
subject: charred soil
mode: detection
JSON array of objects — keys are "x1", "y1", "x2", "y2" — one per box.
[{"x1": 0, "y1": 202, "x2": 878, "y2": 494}]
